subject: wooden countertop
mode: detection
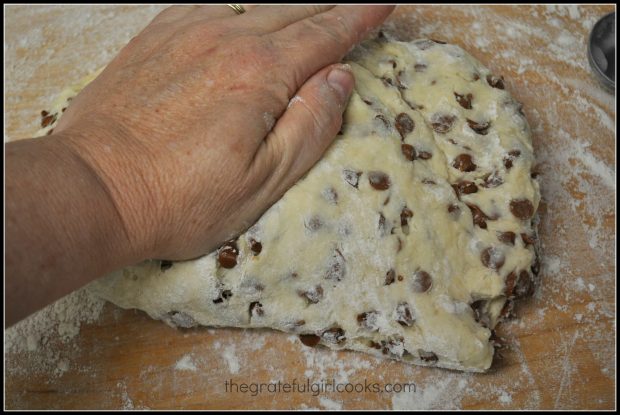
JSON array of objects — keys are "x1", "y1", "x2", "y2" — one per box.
[{"x1": 5, "y1": 4, "x2": 616, "y2": 410}]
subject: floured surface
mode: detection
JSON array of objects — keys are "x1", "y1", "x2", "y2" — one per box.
[{"x1": 4, "y1": 4, "x2": 615, "y2": 409}]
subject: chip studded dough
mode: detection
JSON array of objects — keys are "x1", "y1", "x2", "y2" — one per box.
[{"x1": 37, "y1": 36, "x2": 540, "y2": 372}]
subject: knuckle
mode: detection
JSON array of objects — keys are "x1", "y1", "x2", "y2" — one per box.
[
  {"x1": 152, "y1": 7, "x2": 175, "y2": 22},
  {"x1": 306, "y1": 13, "x2": 349, "y2": 43},
  {"x1": 254, "y1": 134, "x2": 292, "y2": 187},
  {"x1": 152, "y1": 6, "x2": 188, "y2": 24},
  {"x1": 306, "y1": 5, "x2": 327, "y2": 16},
  {"x1": 185, "y1": 20, "x2": 228, "y2": 41},
  {"x1": 254, "y1": 36, "x2": 281, "y2": 65},
  {"x1": 230, "y1": 36, "x2": 277, "y2": 71},
  {"x1": 232, "y1": 38, "x2": 297, "y2": 101},
  {"x1": 302, "y1": 95, "x2": 336, "y2": 139}
]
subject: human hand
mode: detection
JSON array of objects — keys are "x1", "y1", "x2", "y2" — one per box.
[{"x1": 54, "y1": 5, "x2": 395, "y2": 261}]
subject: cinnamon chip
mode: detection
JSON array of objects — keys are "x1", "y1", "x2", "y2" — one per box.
[
  {"x1": 299, "y1": 334, "x2": 321, "y2": 347},
  {"x1": 431, "y1": 113, "x2": 457, "y2": 134},
  {"x1": 212, "y1": 289, "x2": 233, "y2": 304},
  {"x1": 414, "y1": 39, "x2": 436, "y2": 50},
  {"x1": 454, "y1": 92, "x2": 473, "y2": 109},
  {"x1": 471, "y1": 300, "x2": 491, "y2": 328},
  {"x1": 357, "y1": 311, "x2": 380, "y2": 331},
  {"x1": 378, "y1": 212, "x2": 391, "y2": 236},
  {"x1": 321, "y1": 327, "x2": 346, "y2": 344},
  {"x1": 298, "y1": 285, "x2": 324, "y2": 304},
  {"x1": 504, "y1": 271, "x2": 517, "y2": 297},
  {"x1": 368, "y1": 171, "x2": 391, "y2": 190},
  {"x1": 322, "y1": 187, "x2": 338, "y2": 205},
  {"x1": 481, "y1": 171, "x2": 504, "y2": 188},
  {"x1": 497, "y1": 231, "x2": 516, "y2": 245},
  {"x1": 395, "y1": 302, "x2": 414, "y2": 326},
  {"x1": 305, "y1": 215, "x2": 323, "y2": 232},
  {"x1": 343, "y1": 170, "x2": 362, "y2": 188},
  {"x1": 249, "y1": 238, "x2": 262, "y2": 255},
  {"x1": 400, "y1": 207, "x2": 413, "y2": 226},
  {"x1": 515, "y1": 270, "x2": 534, "y2": 297},
  {"x1": 218, "y1": 241, "x2": 239, "y2": 269},
  {"x1": 466, "y1": 119, "x2": 491, "y2": 135},
  {"x1": 395, "y1": 113, "x2": 415, "y2": 139},
  {"x1": 160, "y1": 260, "x2": 173, "y2": 272},
  {"x1": 452, "y1": 180, "x2": 478, "y2": 197},
  {"x1": 521, "y1": 233, "x2": 536, "y2": 246},
  {"x1": 400, "y1": 207, "x2": 413, "y2": 234},
  {"x1": 249, "y1": 301, "x2": 264, "y2": 317},
  {"x1": 401, "y1": 144, "x2": 416, "y2": 161},
  {"x1": 417, "y1": 151, "x2": 433, "y2": 160},
  {"x1": 486, "y1": 74, "x2": 505, "y2": 89},
  {"x1": 510, "y1": 199, "x2": 534, "y2": 219},
  {"x1": 503, "y1": 150, "x2": 521, "y2": 169},
  {"x1": 412, "y1": 270, "x2": 432, "y2": 293},
  {"x1": 452, "y1": 154, "x2": 477, "y2": 172},
  {"x1": 448, "y1": 204, "x2": 461, "y2": 218},
  {"x1": 381, "y1": 337, "x2": 406, "y2": 357},
  {"x1": 418, "y1": 350, "x2": 438, "y2": 363},
  {"x1": 481, "y1": 247, "x2": 505, "y2": 271},
  {"x1": 467, "y1": 203, "x2": 492, "y2": 229},
  {"x1": 41, "y1": 112, "x2": 56, "y2": 128},
  {"x1": 325, "y1": 249, "x2": 346, "y2": 281},
  {"x1": 375, "y1": 114, "x2": 390, "y2": 129}
]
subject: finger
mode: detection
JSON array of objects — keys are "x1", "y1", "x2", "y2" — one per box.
[
  {"x1": 239, "y1": 5, "x2": 335, "y2": 33},
  {"x1": 183, "y1": 4, "x2": 256, "y2": 21},
  {"x1": 151, "y1": 5, "x2": 246, "y2": 26},
  {"x1": 176, "y1": 5, "x2": 335, "y2": 38},
  {"x1": 119, "y1": 5, "x2": 255, "y2": 67},
  {"x1": 250, "y1": 63, "x2": 355, "y2": 200},
  {"x1": 149, "y1": 6, "x2": 200, "y2": 25},
  {"x1": 270, "y1": 5, "x2": 394, "y2": 89}
]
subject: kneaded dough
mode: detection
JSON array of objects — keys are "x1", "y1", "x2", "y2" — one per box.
[{"x1": 38, "y1": 37, "x2": 540, "y2": 372}]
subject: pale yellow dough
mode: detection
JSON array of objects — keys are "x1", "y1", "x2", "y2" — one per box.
[{"x1": 38, "y1": 37, "x2": 540, "y2": 372}]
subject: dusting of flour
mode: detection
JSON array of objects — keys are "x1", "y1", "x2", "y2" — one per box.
[
  {"x1": 5, "y1": 288, "x2": 105, "y2": 377},
  {"x1": 175, "y1": 354, "x2": 198, "y2": 372}
]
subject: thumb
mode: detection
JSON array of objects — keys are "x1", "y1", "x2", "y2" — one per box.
[{"x1": 252, "y1": 63, "x2": 355, "y2": 199}]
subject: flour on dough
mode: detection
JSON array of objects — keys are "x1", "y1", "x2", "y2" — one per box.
[{"x1": 37, "y1": 36, "x2": 540, "y2": 372}]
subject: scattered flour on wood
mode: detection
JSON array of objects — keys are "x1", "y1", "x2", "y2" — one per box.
[
  {"x1": 392, "y1": 374, "x2": 470, "y2": 410},
  {"x1": 319, "y1": 397, "x2": 343, "y2": 410},
  {"x1": 222, "y1": 343, "x2": 241, "y2": 374},
  {"x1": 5, "y1": 4, "x2": 167, "y2": 139},
  {"x1": 117, "y1": 381, "x2": 135, "y2": 410},
  {"x1": 498, "y1": 390, "x2": 513, "y2": 404},
  {"x1": 289, "y1": 335, "x2": 375, "y2": 384},
  {"x1": 5, "y1": 288, "x2": 105, "y2": 377},
  {"x1": 175, "y1": 354, "x2": 198, "y2": 372}
]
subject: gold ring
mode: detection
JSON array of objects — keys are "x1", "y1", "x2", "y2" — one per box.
[{"x1": 227, "y1": 4, "x2": 245, "y2": 15}]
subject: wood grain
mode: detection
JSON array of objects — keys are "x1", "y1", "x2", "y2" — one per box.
[{"x1": 5, "y1": 5, "x2": 616, "y2": 410}]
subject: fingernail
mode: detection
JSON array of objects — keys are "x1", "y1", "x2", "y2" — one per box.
[{"x1": 327, "y1": 64, "x2": 354, "y2": 101}]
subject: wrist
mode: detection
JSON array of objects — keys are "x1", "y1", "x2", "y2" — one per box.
[
  {"x1": 50, "y1": 127, "x2": 153, "y2": 264},
  {"x1": 52, "y1": 121, "x2": 160, "y2": 265},
  {"x1": 6, "y1": 134, "x2": 145, "y2": 324}
]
